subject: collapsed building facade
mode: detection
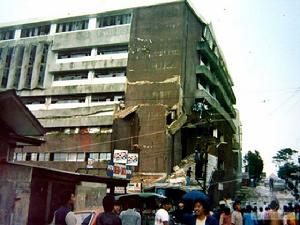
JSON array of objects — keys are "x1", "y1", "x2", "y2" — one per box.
[{"x1": 0, "y1": 0, "x2": 242, "y2": 199}]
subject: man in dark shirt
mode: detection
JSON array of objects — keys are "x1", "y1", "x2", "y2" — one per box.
[{"x1": 96, "y1": 195, "x2": 121, "y2": 225}]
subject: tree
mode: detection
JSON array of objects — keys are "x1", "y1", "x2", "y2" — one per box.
[
  {"x1": 272, "y1": 148, "x2": 298, "y2": 167},
  {"x1": 272, "y1": 148, "x2": 298, "y2": 181},
  {"x1": 243, "y1": 150, "x2": 264, "y2": 181}
]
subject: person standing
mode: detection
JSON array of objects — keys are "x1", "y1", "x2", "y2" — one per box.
[
  {"x1": 231, "y1": 200, "x2": 243, "y2": 225},
  {"x1": 155, "y1": 198, "x2": 172, "y2": 225},
  {"x1": 219, "y1": 207, "x2": 231, "y2": 225},
  {"x1": 186, "y1": 167, "x2": 193, "y2": 186},
  {"x1": 96, "y1": 195, "x2": 121, "y2": 225},
  {"x1": 54, "y1": 191, "x2": 77, "y2": 225},
  {"x1": 243, "y1": 205, "x2": 257, "y2": 225},
  {"x1": 119, "y1": 200, "x2": 141, "y2": 225}
]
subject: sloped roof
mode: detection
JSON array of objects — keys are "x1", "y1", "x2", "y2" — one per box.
[{"x1": 0, "y1": 90, "x2": 45, "y2": 136}]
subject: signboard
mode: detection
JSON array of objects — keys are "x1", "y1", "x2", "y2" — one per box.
[
  {"x1": 127, "y1": 153, "x2": 139, "y2": 166},
  {"x1": 113, "y1": 150, "x2": 128, "y2": 164},
  {"x1": 115, "y1": 186, "x2": 126, "y2": 194},
  {"x1": 86, "y1": 158, "x2": 95, "y2": 168},
  {"x1": 113, "y1": 163, "x2": 127, "y2": 179},
  {"x1": 127, "y1": 183, "x2": 142, "y2": 193}
]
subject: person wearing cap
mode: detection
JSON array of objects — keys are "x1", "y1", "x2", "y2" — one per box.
[{"x1": 154, "y1": 198, "x2": 172, "y2": 225}]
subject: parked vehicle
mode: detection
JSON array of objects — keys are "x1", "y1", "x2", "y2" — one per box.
[
  {"x1": 74, "y1": 209, "x2": 102, "y2": 225},
  {"x1": 272, "y1": 179, "x2": 286, "y2": 191}
]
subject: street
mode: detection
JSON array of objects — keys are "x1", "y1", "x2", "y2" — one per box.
[{"x1": 240, "y1": 184, "x2": 296, "y2": 209}]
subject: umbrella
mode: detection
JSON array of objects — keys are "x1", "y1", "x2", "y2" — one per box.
[
  {"x1": 181, "y1": 190, "x2": 208, "y2": 203},
  {"x1": 115, "y1": 192, "x2": 166, "y2": 200}
]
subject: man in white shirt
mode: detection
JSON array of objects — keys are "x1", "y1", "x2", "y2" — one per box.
[{"x1": 155, "y1": 198, "x2": 172, "y2": 225}]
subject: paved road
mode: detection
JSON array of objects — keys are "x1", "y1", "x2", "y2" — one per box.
[{"x1": 243, "y1": 185, "x2": 295, "y2": 208}]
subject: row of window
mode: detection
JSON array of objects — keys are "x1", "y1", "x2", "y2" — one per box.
[
  {"x1": 20, "y1": 92, "x2": 124, "y2": 105},
  {"x1": 0, "y1": 13, "x2": 132, "y2": 40},
  {"x1": 57, "y1": 45, "x2": 128, "y2": 59},
  {"x1": 46, "y1": 126, "x2": 113, "y2": 135},
  {"x1": 14, "y1": 152, "x2": 111, "y2": 162},
  {"x1": 53, "y1": 68, "x2": 126, "y2": 81}
]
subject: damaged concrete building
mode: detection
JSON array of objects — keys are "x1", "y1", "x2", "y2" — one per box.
[{"x1": 0, "y1": 0, "x2": 242, "y2": 198}]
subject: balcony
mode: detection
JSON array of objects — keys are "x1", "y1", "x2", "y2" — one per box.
[
  {"x1": 194, "y1": 89, "x2": 236, "y2": 132},
  {"x1": 196, "y1": 65, "x2": 236, "y2": 118},
  {"x1": 197, "y1": 41, "x2": 236, "y2": 104}
]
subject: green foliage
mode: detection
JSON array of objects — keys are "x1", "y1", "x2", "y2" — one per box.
[
  {"x1": 277, "y1": 162, "x2": 298, "y2": 180},
  {"x1": 272, "y1": 148, "x2": 298, "y2": 167},
  {"x1": 244, "y1": 150, "x2": 264, "y2": 181},
  {"x1": 272, "y1": 148, "x2": 298, "y2": 179}
]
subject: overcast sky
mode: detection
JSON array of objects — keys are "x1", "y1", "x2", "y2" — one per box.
[{"x1": 1, "y1": 0, "x2": 299, "y2": 175}]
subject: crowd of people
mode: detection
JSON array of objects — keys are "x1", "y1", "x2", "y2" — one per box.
[{"x1": 50, "y1": 191, "x2": 300, "y2": 225}]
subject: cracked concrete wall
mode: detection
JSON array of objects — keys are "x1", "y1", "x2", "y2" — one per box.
[{"x1": 126, "y1": 2, "x2": 185, "y2": 108}]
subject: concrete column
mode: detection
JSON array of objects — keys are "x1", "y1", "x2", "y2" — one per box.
[
  {"x1": 43, "y1": 43, "x2": 55, "y2": 88},
  {"x1": 14, "y1": 29, "x2": 21, "y2": 39},
  {"x1": 18, "y1": 46, "x2": 31, "y2": 89},
  {"x1": 88, "y1": 18, "x2": 97, "y2": 30},
  {"x1": 0, "y1": 47, "x2": 8, "y2": 84},
  {"x1": 50, "y1": 24, "x2": 57, "y2": 35},
  {"x1": 91, "y1": 48, "x2": 97, "y2": 57},
  {"x1": 31, "y1": 43, "x2": 43, "y2": 88},
  {"x1": 7, "y1": 47, "x2": 19, "y2": 89}
]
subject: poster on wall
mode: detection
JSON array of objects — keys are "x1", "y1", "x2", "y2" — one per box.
[
  {"x1": 127, "y1": 153, "x2": 139, "y2": 166},
  {"x1": 113, "y1": 163, "x2": 127, "y2": 179},
  {"x1": 113, "y1": 149, "x2": 128, "y2": 164}
]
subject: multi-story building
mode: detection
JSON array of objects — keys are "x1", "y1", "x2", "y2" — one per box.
[{"x1": 0, "y1": 0, "x2": 242, "y2": 198}]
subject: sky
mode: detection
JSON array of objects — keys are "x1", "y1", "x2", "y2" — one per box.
[{"x1": 0, "y1": 0, "x2": 299, "y2": 175}]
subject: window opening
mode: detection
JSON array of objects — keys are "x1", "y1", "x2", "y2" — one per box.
[
  {"x1": 53, "y1": 71, "x2": 88, "y2": 81},
  {"x1": 14, "y1": 46, "x2": 25, "y2": 88},
  {"x1": 38, "y1": 44, "x2": 49, "y2": 86},
  {"x1": 0, "y1": 29, "x2": 15, "y2": 40},
  {"x1": 97, "y1": 13, "x2": 131, "y2": 28},
  {"x1": 1, "y1": 47, "x2": 14, "y2": 88},
  {"x1": 97, "y1": 45, "x2": 128, "y2": 55},
  {"x1": 57, "y1": 48, "x2": 91, "y2": 59},
  {"x1": 25, "y1": 45, "x2": 37, "y2": 88},
  {"x1": 51, "y1": 95, "x2": 86, "y2": 104},
  {"x1": 56, "y1": 19, "x2": 89, "y2": 33},
  {"x1": 94, "y1": 68, "x2": 126, "y2": 78}
]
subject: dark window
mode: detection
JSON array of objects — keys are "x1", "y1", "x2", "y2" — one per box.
[
  {"x1": 14, "y1": 46, "x2": 25, "y2": 88},
  {"x1": 97, "y1": 45, "x2": 128, "y2": 55},
  {"x1": 57, "y1": 48, "x2": 91, "y2": 59},
  {"x1": 53, "y1": 71, "x2": 88, "y2": 81},
  {"x1": 25, "y1": 45, "x2": 37, "y2": 88},
  {"x1": 1, "y1": 47, "x2": 14, "y2": 88},
  {"x1": 0, "y1": 29, "x2": 15, "y2": 40},
  {"x1": 21, "y1": 96, "x2": 46, "y2": 104},
  {"x1": 38, "y1": 44, "x2": 49, "y2": 86},
  {"x1": 97, "y1": 13, "x2": 131, "y2": 28},
  {"x1": 21, "y1": 25, "x2": 50, "y2": 38},
  {"x1": 56, "y1": 19, "x2": 89, "y2": 33},
  {"x1": 94, "y1": 68, "x2": 126, "y2": 78},
  {"x1": 51, "y1": 95, "x2": 86, "y2": 104}
]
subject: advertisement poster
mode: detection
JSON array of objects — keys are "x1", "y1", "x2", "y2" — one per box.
[
  {"x1": 113, "y1": 149, "x2": 128, "y2": 164},
  {"x1": 127, "y1": 153, "x2": 139, "y2": 166},
  {"x1": 106, "y1": 162, "x2": 114, "y2": 177},
  {"x1": 113, "y1": 163, "x2": 127, "y2": 179}
]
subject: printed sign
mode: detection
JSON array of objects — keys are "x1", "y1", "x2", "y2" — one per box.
[
  {"x1": 113, "y1": 149, "x2": 128, "y2": 164},
  {"x1": 127, "y1": 153, "x2": 139, "y2": 166},
  {"x1": 113, "y1": 163, "x2": 127, "y2": 179}
]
